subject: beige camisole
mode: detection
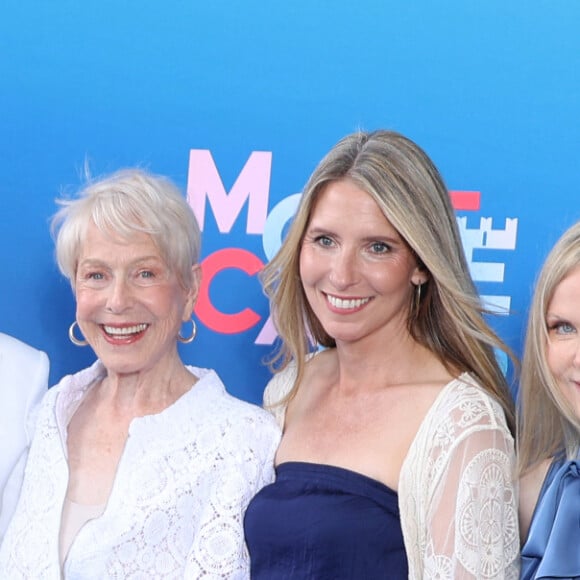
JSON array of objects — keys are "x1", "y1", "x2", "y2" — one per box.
[{"x1": 59, "y1": 498, "x2": 106, "y2": 567}]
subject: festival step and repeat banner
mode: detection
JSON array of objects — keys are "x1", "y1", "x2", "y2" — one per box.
[{"x1": 1, "y1": 0, "x2": 578, "y2": 403}]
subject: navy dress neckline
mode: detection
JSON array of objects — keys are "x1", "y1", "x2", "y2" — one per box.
[
  {"x1": 275, "y1": 460, "x2": 398, "y2": 491},
  {"x1": 244, "y1": 460, "x2": 408, "y2": 579}
]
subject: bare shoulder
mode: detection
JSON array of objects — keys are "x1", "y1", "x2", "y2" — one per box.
[
  {"x1": 304, "y1": 348, "x2": 335, "y2": 372},
  {"x1": 519, "y1": 458, "x2": 552, "y2": 541}
]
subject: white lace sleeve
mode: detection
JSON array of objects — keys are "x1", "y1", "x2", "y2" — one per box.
[
  {"x1": 421, "y1": 388, "x2": 520, "y2": 579},
  {"x1": 183, "y1": 414, "x2": 280, "y2": 579},
  {"x1": 263, "y1": 365, "x2": 297, "y2": 430}
]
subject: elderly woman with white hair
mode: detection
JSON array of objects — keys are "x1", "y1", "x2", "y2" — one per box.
[{"x1": 0, "y1": 169, "x2": 280, "y2": 579}]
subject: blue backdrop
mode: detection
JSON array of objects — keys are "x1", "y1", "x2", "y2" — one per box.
[{"x1": 1, "y1": 0, "x2": 579, "y2": 403}]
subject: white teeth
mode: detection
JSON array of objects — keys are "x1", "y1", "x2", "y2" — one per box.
[
  {"x1": 326, "y1": 295, "x2": 370, "y2": 309},
  {"x1": 103, "y1": 324, "x2": 148, "y2": 336}
]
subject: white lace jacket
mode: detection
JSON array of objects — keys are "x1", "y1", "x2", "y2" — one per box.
[
  {"x1": 264, "y1": 366, "x2": 520, "y2": 580},
  {"x1": 0, "y1": 361, "x2": 281, "y2": 579}
]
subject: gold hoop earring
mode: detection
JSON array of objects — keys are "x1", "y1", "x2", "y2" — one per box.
[
  {"x1": 178, "y1": 318, "x2": 197, "y2": 344},
  {"x1": 68, "y1": 321, "x2": 88, "y2": 347}
]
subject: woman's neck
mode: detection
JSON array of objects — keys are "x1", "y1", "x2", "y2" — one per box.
[{"x1": 99, "y1": 360, "x2": 196, "y2": 416}]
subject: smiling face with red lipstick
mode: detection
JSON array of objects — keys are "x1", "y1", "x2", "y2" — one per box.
[
  {"x1": 74, "y1": 221, "x2": 198, "y2": 379},
  {"x1": 299, "y1": 179, "x2": 427, "y2": 348},
  {"x1": 2, "y1": 169, "x2": 283, "y2": 576}
]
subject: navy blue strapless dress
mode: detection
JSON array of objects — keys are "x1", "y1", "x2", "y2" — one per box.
[{"x1": 244, "y1": 461, "x2": 408, "y2": 579}]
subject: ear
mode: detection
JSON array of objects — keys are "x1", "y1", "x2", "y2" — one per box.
[
  {"x1": 411, "y1": 264, "x2": 429, "y2": 287},
  {"x1": 182, "y1": 264, "x2": 202, "y2": 321}
]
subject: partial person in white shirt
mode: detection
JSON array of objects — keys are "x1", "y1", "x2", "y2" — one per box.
[
  {"x1": 0, "y1": 332, "x2": 49, "y2": 542},
  {"x1": 0, "y1": 169, "x2": 280, "y2": 579}
]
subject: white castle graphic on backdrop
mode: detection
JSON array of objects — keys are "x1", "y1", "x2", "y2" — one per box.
[{"x1": 457, "y1": 217, "x2": 518, "y2": 315}]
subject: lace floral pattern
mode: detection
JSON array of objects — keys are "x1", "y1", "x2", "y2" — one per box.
[
  {"x1": 405, "y1": 374, "x2": 519, "y2": 579},
  {"x1": 0, "y1": 361, "x2": 281, "y2": 579},
  {"x1": 457, "y1": 449, "x2": 518, "y2": 577}
]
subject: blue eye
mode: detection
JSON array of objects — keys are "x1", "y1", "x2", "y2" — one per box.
[
  {"x1": 315, "y1": 235, "x2": 334, "y2": 247},
  {"x1": 370, "y1": 241, "x2": 390, "y2": 254},
  {"x1": 139, "y1": 270, "x2": 154, "y2": 278},
  {"x1": 556, "y1": 322, "x2": 575, "y2": 335},
  {"x1": 549, "y1": 321, "x2": 576, "y2": 335},
  {"x1": 88, "y1": 272, "x2": 104, "y2": 280}
]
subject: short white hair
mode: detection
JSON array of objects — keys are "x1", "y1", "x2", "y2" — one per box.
[{"x1": 52, "y1": 168, "x2": 201, "y2": 289}]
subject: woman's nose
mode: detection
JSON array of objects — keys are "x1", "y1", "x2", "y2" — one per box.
[
  {"x1": 106, "y1": 278, "x2": 133, "y2": 313},
  {"x1": 328, "y1": 249, "x2": 358, "y2": 289}
]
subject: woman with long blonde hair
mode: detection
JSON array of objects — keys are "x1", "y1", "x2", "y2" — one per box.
[
  {"x1": 518, "y1": 221, "x2": 580, "y2": 579},
  {"x1": 244, "y1": 130, "x2": 519, "y2": 578}
]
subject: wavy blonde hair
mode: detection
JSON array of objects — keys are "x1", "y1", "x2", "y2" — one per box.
[
  {"x1": 517, "y1": 221, "x2": 580, "y2": 475},
  {"x1": 261, "y1": 130, "x2": 515, "y2": 433}
]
